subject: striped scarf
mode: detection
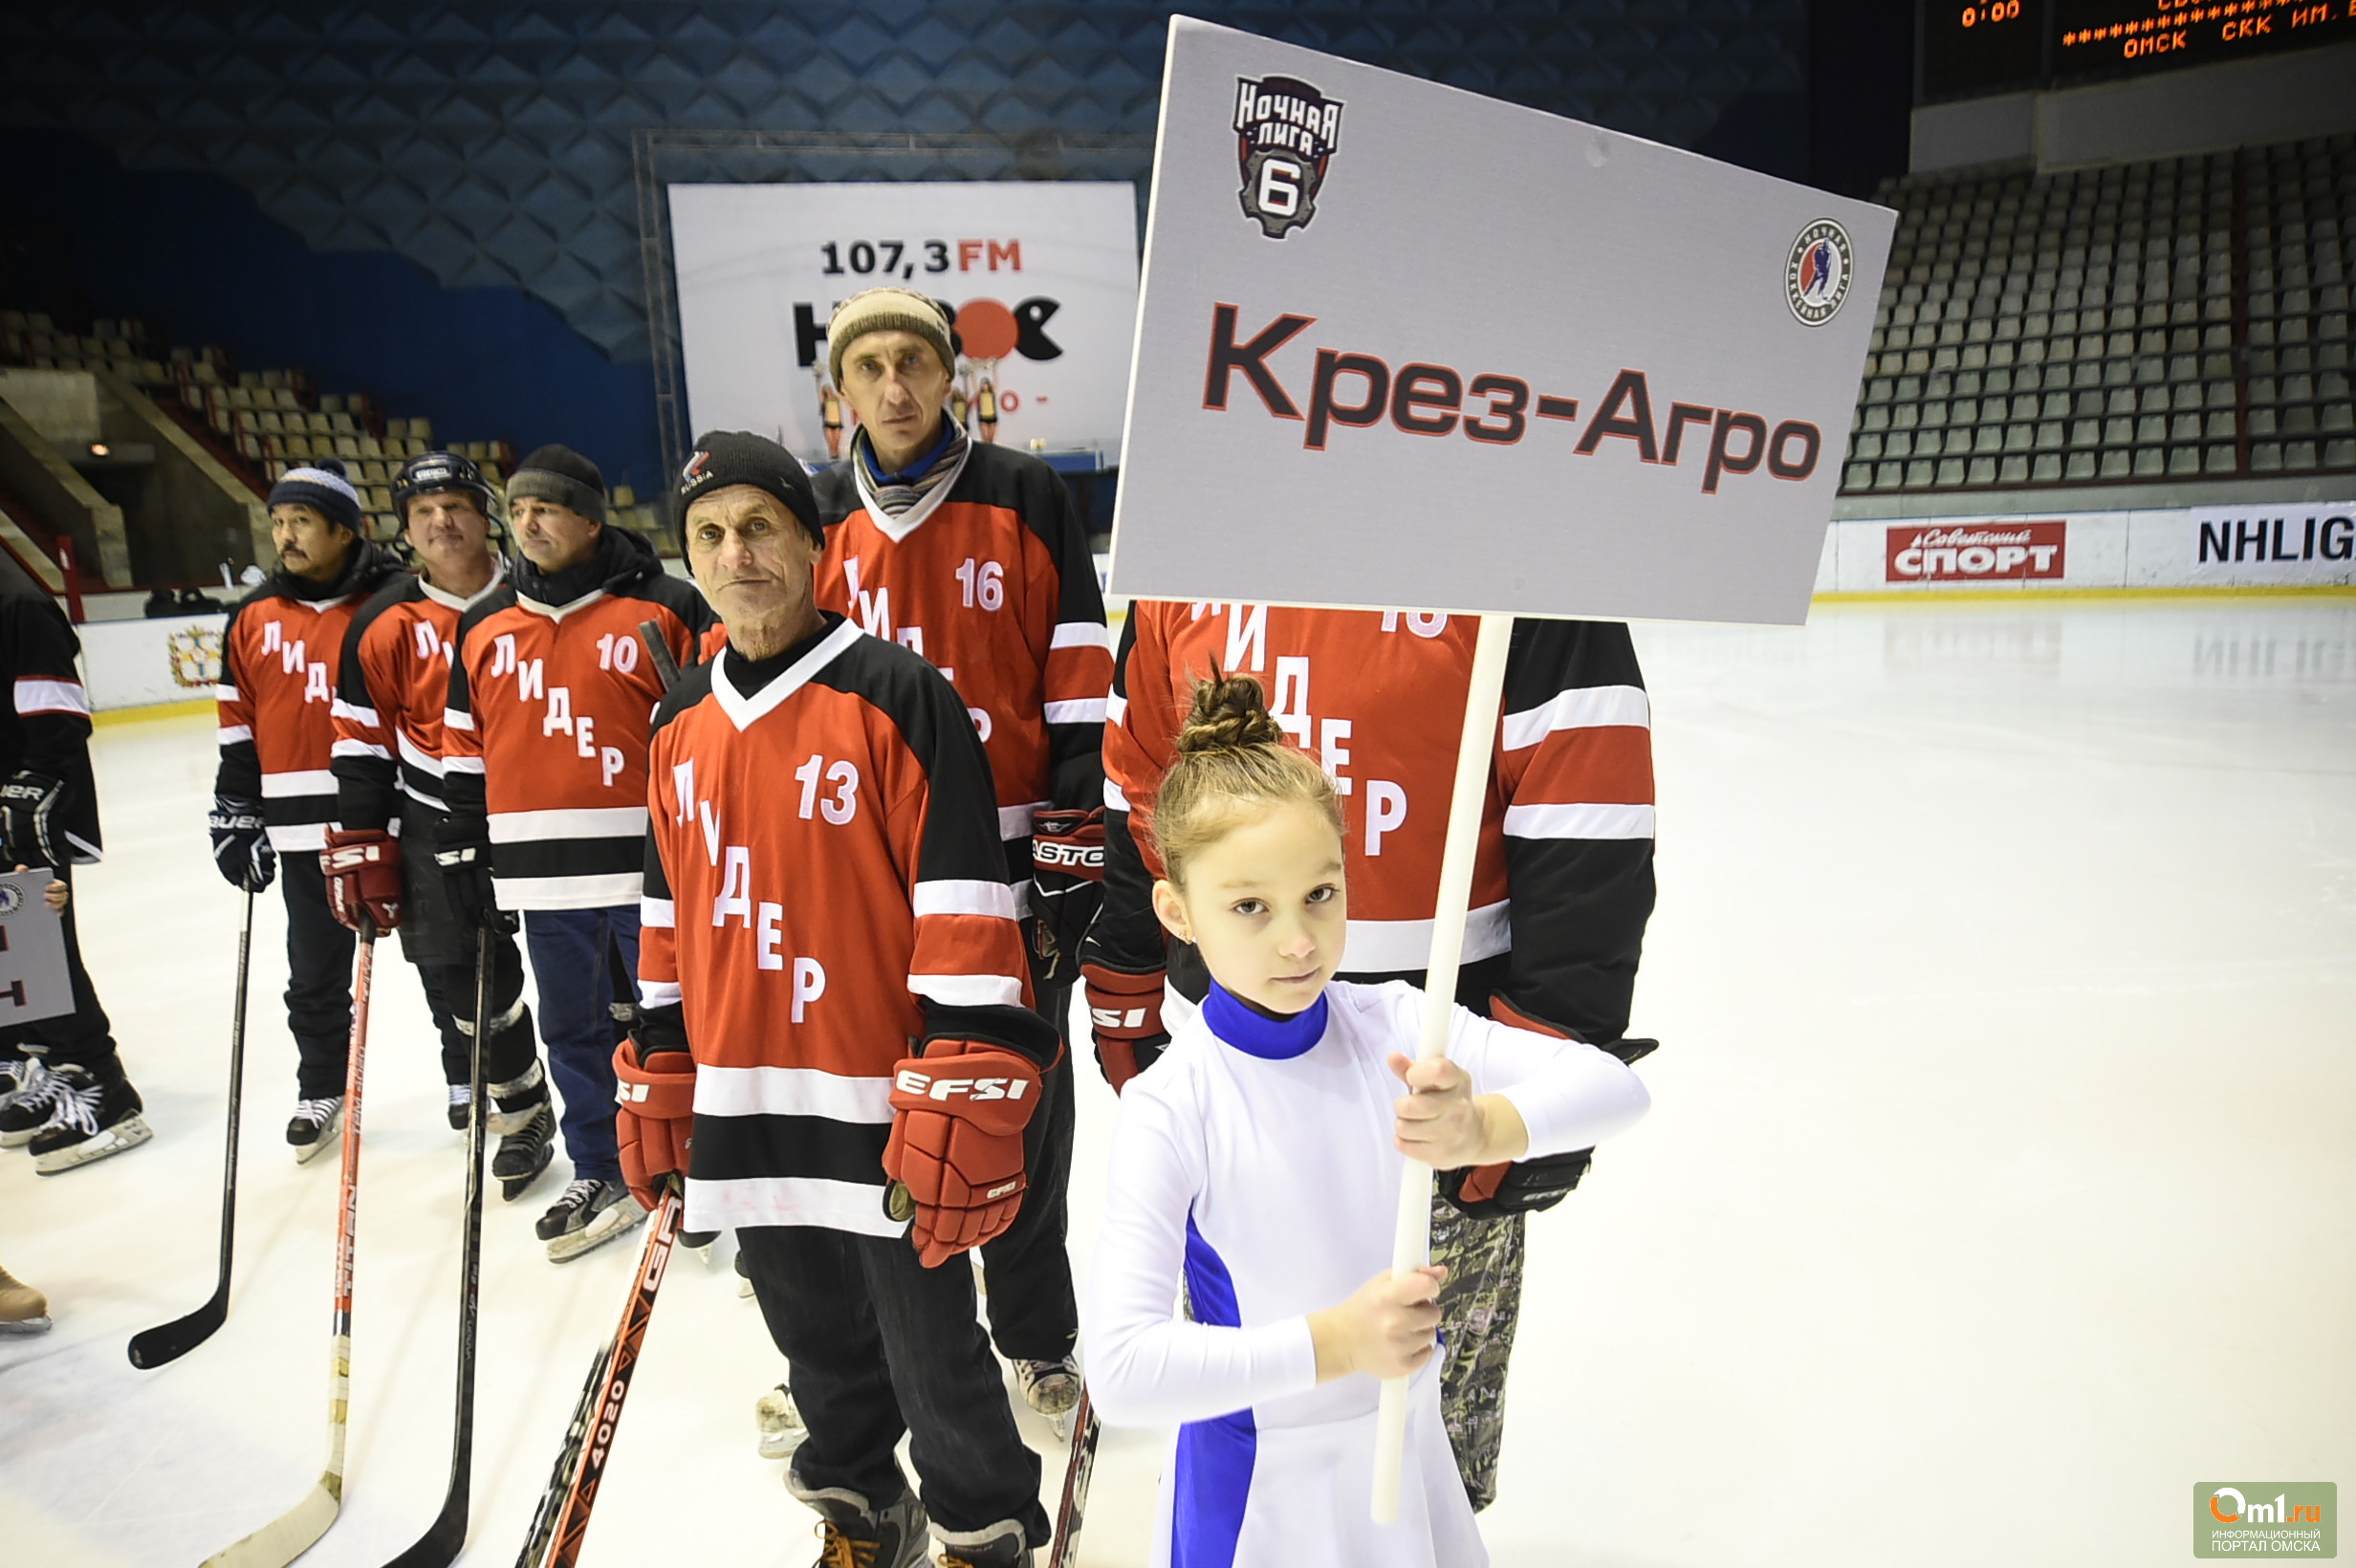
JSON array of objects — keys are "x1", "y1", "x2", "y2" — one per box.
[{"x1": 857, "y1": 418, "x2": 968, "y2": 517}]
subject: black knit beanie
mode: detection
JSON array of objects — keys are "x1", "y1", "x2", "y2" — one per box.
[
  {"x1": 507, "y1": 444, "x2": 608, "y2": 524},
  {"x1": 677, "y1": 430, "x2": 823, "y2": 546},
  {"x1": 267, "y1": 457, "x2": 363, "y2": 535}
]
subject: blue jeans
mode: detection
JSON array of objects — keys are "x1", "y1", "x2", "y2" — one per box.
[{"x1": 521, "y1": 906, "x2": 640, "y2": 1184}]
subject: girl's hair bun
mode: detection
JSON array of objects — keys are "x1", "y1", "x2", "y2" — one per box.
[{"x1": 1175, "y1": 672, "x2": 1283, "y2": 756}]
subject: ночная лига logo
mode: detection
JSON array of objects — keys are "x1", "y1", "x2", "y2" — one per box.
[{"x1": 1234, "y1": 76, "x2": 1343, "y2": 240}]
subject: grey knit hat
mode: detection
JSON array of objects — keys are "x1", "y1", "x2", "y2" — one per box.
[
  {"x1": 826, "y1": 288, "x2": 955, "y2": 387},
  {"x1": 506, "y1": 444, "x2": 607, "y2": 524},
  {"x1": 268, "y1": 457, "x2": 363, "y2": 534}
]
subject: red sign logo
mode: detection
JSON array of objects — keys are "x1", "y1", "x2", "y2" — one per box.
[{"x1": 1887, "y1": 521, "x2": 2066, "y2": 582}]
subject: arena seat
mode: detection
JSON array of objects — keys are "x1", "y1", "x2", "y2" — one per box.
[{"x1": 1843, "y1": 133, "x2": 2355, "y2": 496}]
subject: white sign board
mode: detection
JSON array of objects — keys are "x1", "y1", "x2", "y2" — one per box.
[
  {"x1": 1109, "y1": 17, "x2": 1895, "y2": 625},
  {"x1": 77, "y1": 612, "x2": 225, "y2": 709},
  {"x1": 669, "y1": 182, "x2": 1142, "y2": 465},
  {"x1": 0, "y1": 870, "x2": 74, "y2": 1027}
]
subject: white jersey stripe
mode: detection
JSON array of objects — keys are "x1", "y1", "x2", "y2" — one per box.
[
  {"x1": 14, "y1": 677, "x2": 91, "y2": 718},
  {"x1": 687, "y1": 1174, "x2": 904, "y2": 1238},
  {"x1": 490, "y1": 871, "x2": 644, "y2": 909},
  {"x1": 1050, "y1": 621, "x2": 1114, "y2": 651},
  {"x1": 1501, "y1": 802, "x2": 1656, "y2": 840},
  {"x1": 1500, "y1": 685, "x2": 1651, "y2": 750},
  {"x1": 911, "y1": 879, "x2": 1021, "y2": 921},
  {"x1": 640, "y1": 896, "x2": 677, "y2": 929},
  {"x1": 488, "y1": 806, "x2": 649, "y2": 842},
  {"x1": 331, "y1": 737, "x2": 393, "y2": 761},
  {"x1": 909, "y1": 972, "x2": 1027, "y2": 1009},
  {"x1": 218, "y1": 724, "x2": 254, "y2": 746},
  {"x1": 1341, "y1": 901, "x2": 1513, "y2": 975},
  {"x1": 261, "y1": 769, "x2": 339, "y2": 798},
  {"x1": 998, "y1": 801, "x2": 1045, "y2": 839},
  {"x1": 1044, "y1": 697, "x2": 1107, "y2": 724},
  {"x1": 395, "y1": 730, "x2": 446, "y2": 777},
  {"x1": 692, "y1": 1064, "x2": 895, "y2": 1123}
]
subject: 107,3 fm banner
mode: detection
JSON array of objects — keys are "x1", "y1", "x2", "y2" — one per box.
[{"x1": 668, "y1": 182, "x2": 1141, "y2": 466}]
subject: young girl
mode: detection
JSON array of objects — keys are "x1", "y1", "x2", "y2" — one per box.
[{"x1": 1084, "y1": 675, "x2": 1652, "y2": 1568}]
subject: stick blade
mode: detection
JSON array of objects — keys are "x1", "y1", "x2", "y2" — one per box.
[
  {"x1": 382, "y1": 1496, "x2": 466, "y2": 1568},
  {"x1": 127, "y1": 1294, "x2": 228, "y2": 1369},
  {"x1": 202, "y1": 1479, "x2": 340, "y2": 1568}
]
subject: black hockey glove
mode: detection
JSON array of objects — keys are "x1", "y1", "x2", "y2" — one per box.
[
  {"x1": 0, "y1": 770, "x2": 69, "y2": 869},
  {"x1": 207, "y1": 795, "x2": 276, "y2": 893},
  {"x1": 432, "y1": 813, "x2": 512, "y2": 933},
  {"x1": 1029, "y1": 807, "x2": 1105, "y2": 990},
  {"x1": 1437, "y1": 994, "x2": 1659, "y2": 1220}
]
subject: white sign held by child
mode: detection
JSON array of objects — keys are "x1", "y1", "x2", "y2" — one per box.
[
  {"x1": 0, "y1": 870, "x2": 75, "y2": 1027},
  {"x1": 1110, "y1": 15, "x2": 1894, "y2": 628}
]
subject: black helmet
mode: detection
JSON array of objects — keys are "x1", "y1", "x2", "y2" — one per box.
[{"x1": 393, "y1": 450, "x2": 498, "y2": 524}]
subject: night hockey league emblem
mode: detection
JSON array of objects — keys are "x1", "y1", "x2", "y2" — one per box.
[
  {"x1": 1233, "y1": 75, "x2": 1343, "y2": 239},
  {"x1": 1786, "y1": 219, "x2": 1854, "y2": 326}
]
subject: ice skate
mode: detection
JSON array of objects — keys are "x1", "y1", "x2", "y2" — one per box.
[
  {"x1": 286, "y1": 1096, "x2": 343, "y2": 1164},
  {"x1": 786, "y1": 1472, "x2": 929, "y2": 1568},
  {"x1": 0, "y1": 1263, "x2": 52, "y2": 1334},
  {"x1": 935, "y1": 1516, "x2": 1034, "y2": 1568},
  {"x1": 536, "y1": 1178, "x2": 644, "y2": 1263},
  {"x1": 446, "y1": 1082, "x2": 471, "y2": 1131},
  {"x1": 491, "y1": 1100, "x2": 556, "y2": 1201},
  {"x1": 0, "y1": 1055, "x2": 60, "y2": 1148},
  {"x1": 755, "y1": 1382, "x2": 806, "y2": 1459},
  {"x1": 1014, "y1": 1353, "x2": 1082, "y2": 1440},
  {"x1": 29, "y1": 1066, "x2": 151, "y2": 1175},
  {"x1": 736, "y1": 1246, "x2": 755, "y2": 1298}
]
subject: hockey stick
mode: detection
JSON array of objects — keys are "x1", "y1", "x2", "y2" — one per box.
[
  {"x1": 1046, "y1": 1387, "x2": 1102, "y2": 1568},
  {"x1": 382, "y1": 922, "x2": 495, "y2": 1567},
  {"x1": 514, "y1": 1184, "x2": 685, "y2": 1568},
  {"x1": 636, "y1": 621, "x2": 681, "y2": 689},
  {"x1": 128, "y1": 886, "x2": 255, "y2": 1369},
  {"x1": 204, "y1": 914, "x2": 379, "y2": 1568},
  {"x1": 1371, "y1": 611, "x2": 1512, "y2": 1525},
  {"x1": 513, "y1": 1339, "x2": 611, "y2": 1568}
]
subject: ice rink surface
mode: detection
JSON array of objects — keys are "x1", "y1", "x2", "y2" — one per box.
[{"x1": 3, "y1": 597, "x2": 2350, "y2": 1568}]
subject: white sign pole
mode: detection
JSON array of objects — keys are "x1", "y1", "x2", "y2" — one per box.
[{"x1": 1370, "y1": 609, "x2": 1513, "y2": 1525}]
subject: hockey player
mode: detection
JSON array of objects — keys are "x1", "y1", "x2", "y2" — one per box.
[
  {"x1": 1084, "y1": 672, "x2": 1650, "y2": 1568},
  {"x1": 1082, "y1": 602, "x2": 1657, "y2": 1512},
  {"x1": 324, "y1": 451, "x2": 554, "y2": 1200},
  {"x1": 620, "y1": 431, "x2": 1057, "y2": 1568},
  {"x1": 0, "y1": 557, "x2": 148, "y2": 1173},
  {"x1": 814, "y1": 286, "x2": 1113, "y2": 1422},
  {"x1": 208, "y1": 460, "x2": 403, "y2": 1161},
  {"x1": 439, "y1": 445, "x2": 712, "y2": 1261}
]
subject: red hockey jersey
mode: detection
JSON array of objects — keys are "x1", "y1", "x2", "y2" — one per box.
[
  {"x1": 813, "y1": 440, "x2": 1112, "y2": 864},
  {"x1": 639, "y1": 614, "x2": 1042, "y2": 1235},
  {"x1": 443, "y1": 530, "x2": 712, "y2": 910},
  {"x1": 215, "y1": 544, "x2": 404, "y2": 852},
  {"x1": 330, "y1": 562, "x2": 507, "y2": 831},
  {"x1": 1089, "y1": 603, "x2": 1656, "y2": 1041}
]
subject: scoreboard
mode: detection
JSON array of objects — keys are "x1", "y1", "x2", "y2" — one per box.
[{"x1": 1922, "y1": 0, "x2": 2356, "y2": 99}]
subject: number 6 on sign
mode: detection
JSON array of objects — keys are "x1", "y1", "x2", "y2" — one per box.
[{"x1": 1257, "y1": 158, "x2": 1302, "y2": 218}]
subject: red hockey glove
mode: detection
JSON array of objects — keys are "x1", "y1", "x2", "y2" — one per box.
[
  {"x1": 320, "y1": 828, "x2": 402, "y2": 932},
  {"x1": 882, "y1": 1041, "x2": 1043, "y2": 1268},
  {"x1": 1029, "y1": 807, "x2": 1105, "y2": 987},
  {"x1": 613, "y1": 1036, "x2": 697, "y2": 1213},
  {"x1": 1082, "y1": 959, "x2": 1168, "y2": 1094}
]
